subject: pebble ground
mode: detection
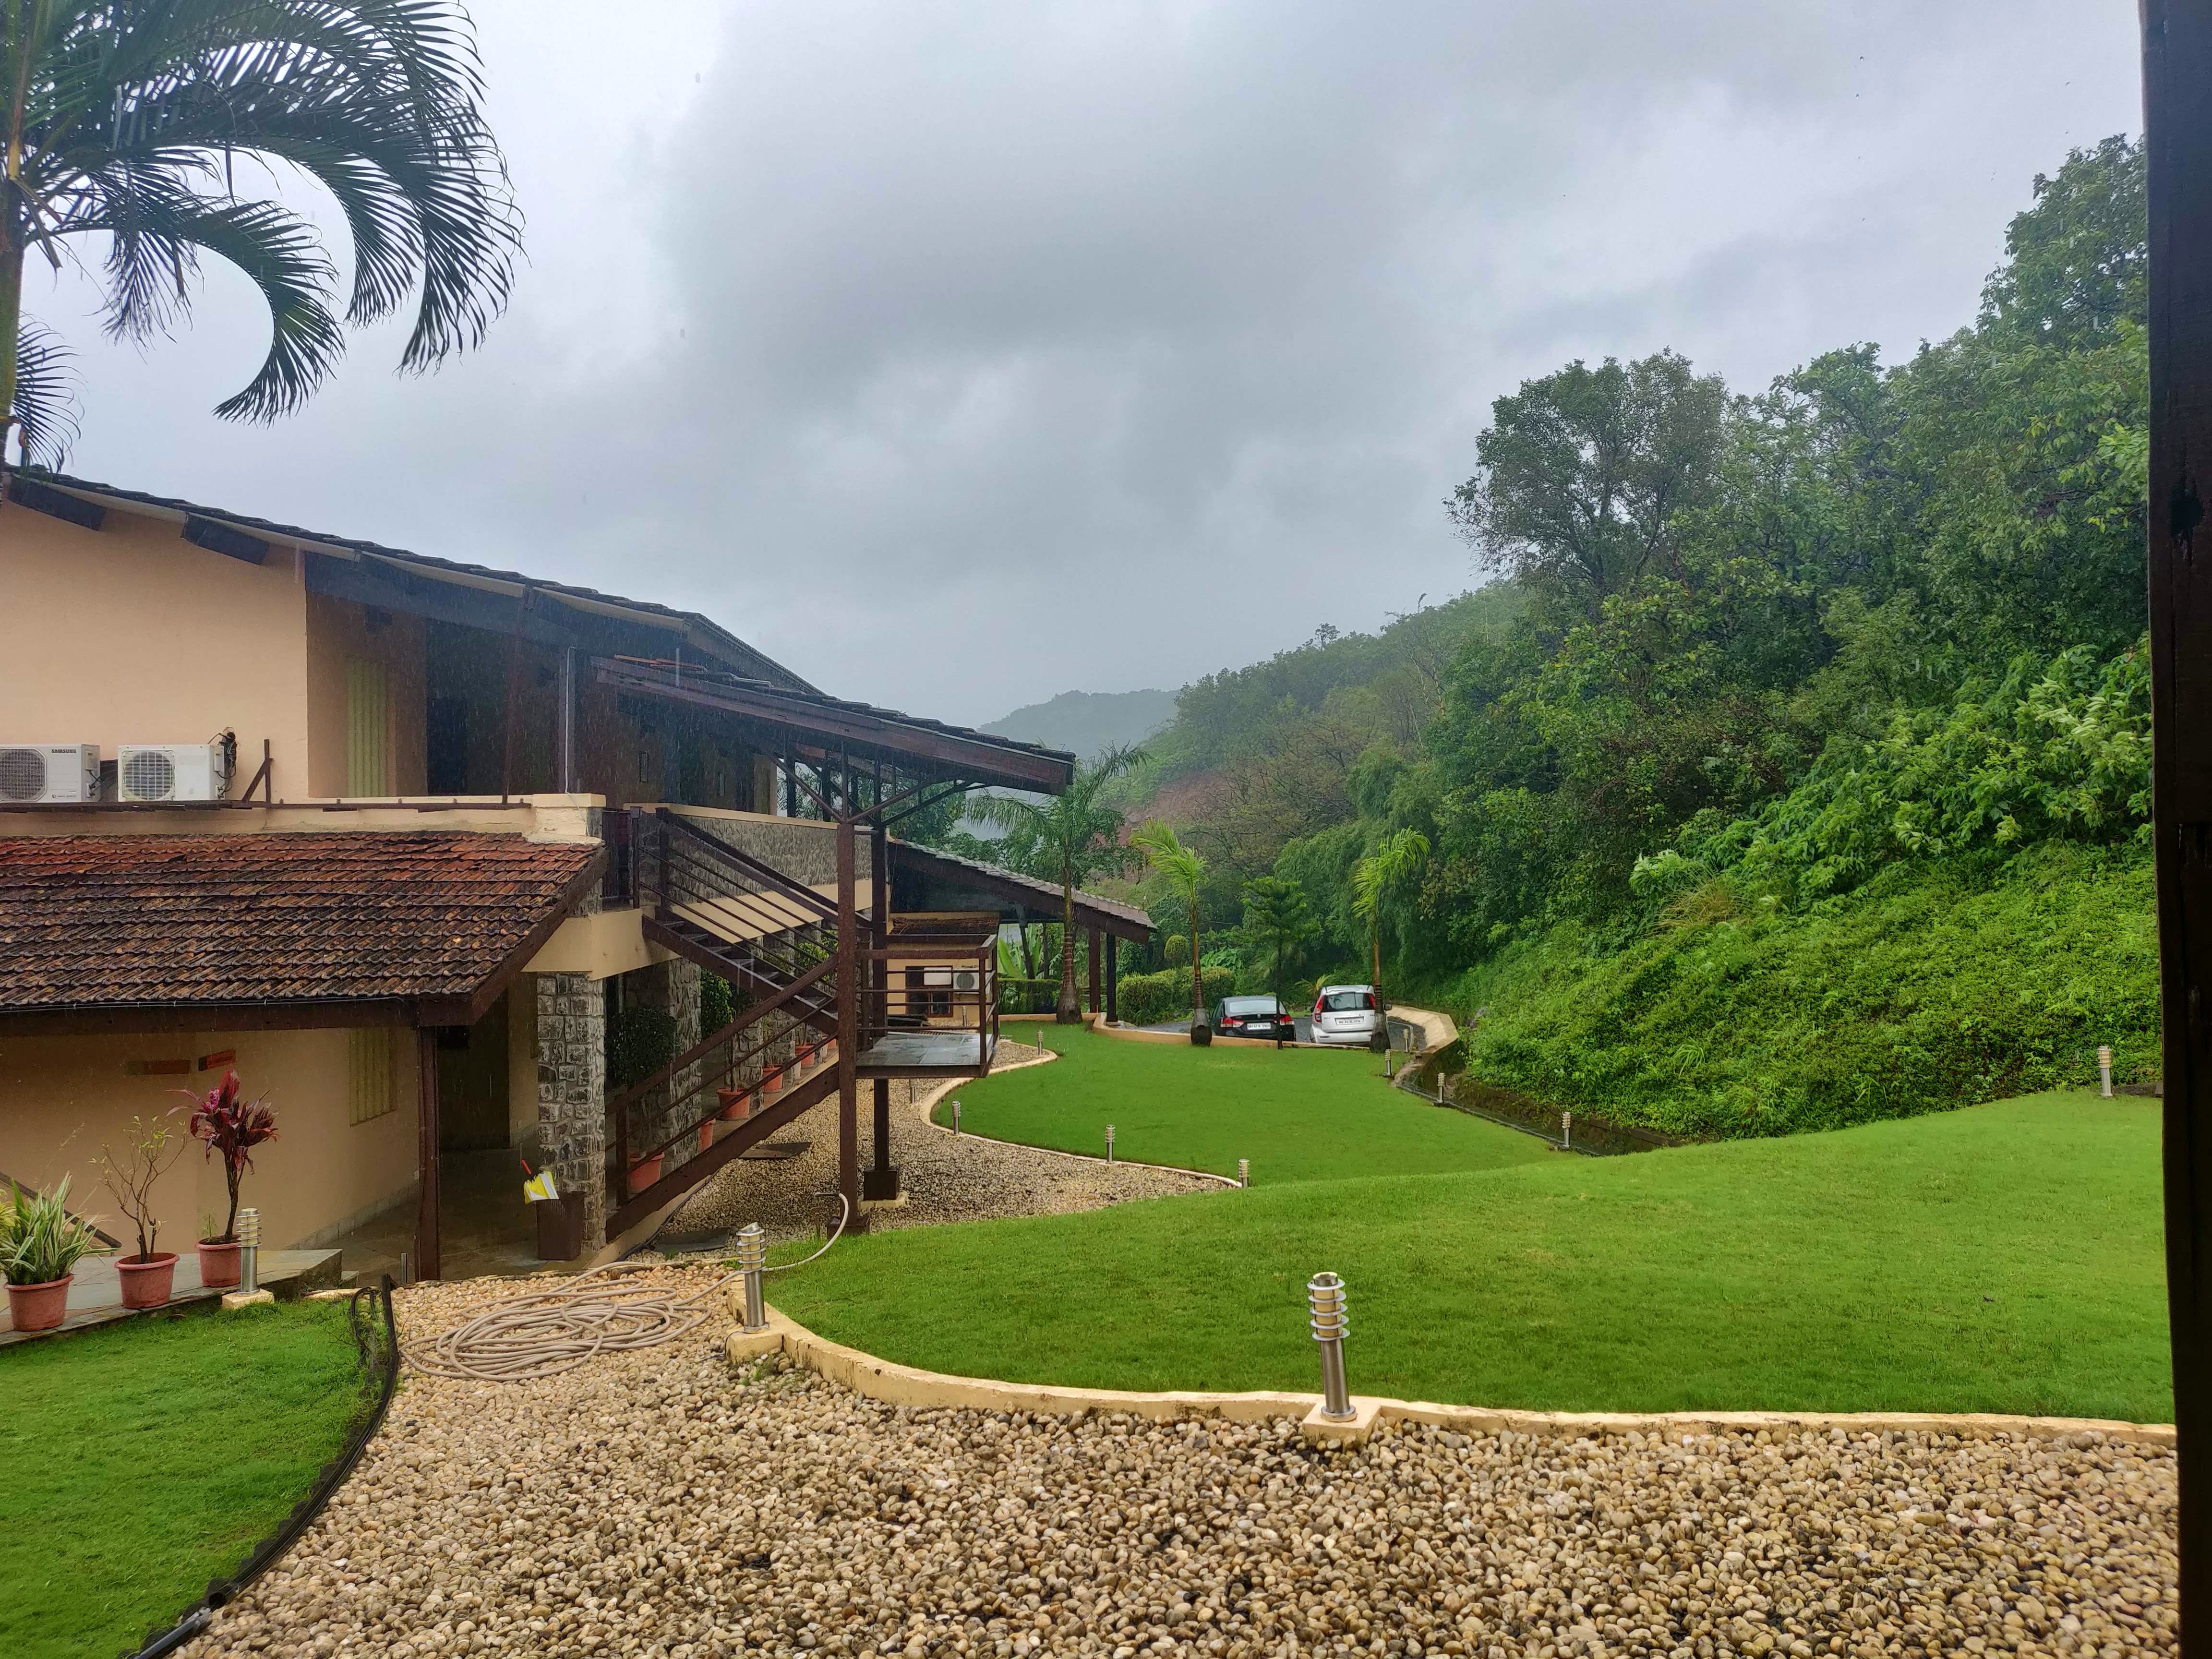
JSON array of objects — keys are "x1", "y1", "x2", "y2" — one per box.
[
  {"x1": 182, "y1": 1268, "x2": 2176, "y2": 1659},
  {"x1": 666, "y1": 1051, "x2": 1219, "y2": 1247}
]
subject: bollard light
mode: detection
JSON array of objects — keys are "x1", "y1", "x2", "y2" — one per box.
[
  {"x1": 734, "y1": 1223, "x2": 768, "y2": 1333},
  {"x1": 951, "y1": 1098, "x2": 962, "y2": 1135},
  {"x1": 2099, "y1": 1045, "x2": 2115, "y2": 1100},
  {"x1": 1238, "y1": 1157, "x2": 1250, "y2": 1189},
  {"x1": 1105, "y1": 1124, "x2": 1116, "y2": 1166},
  {"x1": 237, "y1": 1206, "x2": 261, "y2": 1296},
  {"x1": 1562, "y1": 1111, "x2": 1573, "y2": 1152},
  {"x1": 1307, "y1": 1272, "x2": 1353, "y2": 1420}
]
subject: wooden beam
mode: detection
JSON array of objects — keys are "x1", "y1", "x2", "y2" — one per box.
[
  {"x1": 837, "y1": 815, "x2": 861, "y2": 1221},
  {"x1": 2146, "y1": 3, "x2": 2212, "y2": 1635},
  {"x1": 415, "y1": 1028, "x2": 443, "y2": 1281}
]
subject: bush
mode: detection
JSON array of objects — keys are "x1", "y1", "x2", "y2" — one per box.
[{"x1": 1117, "y1": 966, "x2": 1236, "y2": 1027}]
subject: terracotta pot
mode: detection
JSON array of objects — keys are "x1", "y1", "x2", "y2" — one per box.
[
  {"x1": 627, "y1": 1154, "x2": 663, "y2": 1195},
  {"x1": 762, "y1": 1067, "x2": 784, "y2": 1095},
  {"x1": 196, "y1": 1238, "x2": 242, "y2": 1288},
  {"x1": 6, "y1": 1274, "x2": 73, "y2": 1333},
  {"x1": 117, "y1": 1252, "x2": 180, "y2": 1310},
  {"x1": 718, "y1": 1089, "x2": 750, "y2": 1121}
]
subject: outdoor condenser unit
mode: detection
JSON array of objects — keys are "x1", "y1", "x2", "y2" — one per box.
[
  {"x1": 0, "y1": 744, "x2": 100, "y2": 803},
  {"x1": 117, "y1": 742, "x2": 229, "y2": 803}
]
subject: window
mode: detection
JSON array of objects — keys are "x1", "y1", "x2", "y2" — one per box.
[
  {"x1": 349, "y1": 1030, "x2": 396, "y2": 1125},
  {"x1": 346, "y1": 656, "x2": 391, "y2": 796}
]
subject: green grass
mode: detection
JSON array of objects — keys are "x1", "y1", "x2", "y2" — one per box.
[
  {"x1": 955, "y1": 1023, "x2": 1556, "y2": 1183},
  {"x1": 780, "y1": 1080, "x2": 2170, "y2": 1422},
  {"x1": 0, "y1": 1299, "x2": 367, "y2": 1659}
]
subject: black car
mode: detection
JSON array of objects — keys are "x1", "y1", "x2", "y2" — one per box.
[{"x1": 1214, "y1": 994, "x2": 1293, "y2": 1040}]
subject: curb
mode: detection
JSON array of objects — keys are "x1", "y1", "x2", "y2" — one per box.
[
  {"x1": 732, "y1": 1303, "x2": 2176, "y2": 1451},
  {"x1": 913, "y1": 1058, "x2": 1244, "y2": 1190}
]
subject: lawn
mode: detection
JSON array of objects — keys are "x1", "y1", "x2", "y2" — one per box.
[
  {"x1": 953, "y1": 1023, "x2": 1556, "y2": 1183},
  {"x1": 0, "y1": 1299, "x2": 368, "y2": 1659},
  {"x1": 781, "y1": 1070, "x2": 2171, "y2": 1422}
]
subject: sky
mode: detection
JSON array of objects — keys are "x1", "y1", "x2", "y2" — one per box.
[{"x1": 25, "y1": 0, "x2": 2145, "y2": 726}]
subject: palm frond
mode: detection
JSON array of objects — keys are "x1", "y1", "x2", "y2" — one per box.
[{"x1": 10, "y1": 322, "x2": 83, "y2": 469}]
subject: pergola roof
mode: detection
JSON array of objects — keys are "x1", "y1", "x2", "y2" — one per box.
[{"x1": 887, "y1": 839, "x2": 1152, "y2": 939}]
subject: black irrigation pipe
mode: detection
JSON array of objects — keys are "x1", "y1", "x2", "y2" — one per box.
[{"x1": 125, "y1": 1277, "x2": 401, "y2": 1659}]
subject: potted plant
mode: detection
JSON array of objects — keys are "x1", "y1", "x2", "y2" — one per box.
[
  {"x1": 97, "y1": 1114, "x2": 185, "y2": 1309},
  {"x1": 0, "y1": 1176, "x2": 103, "y2": 1332},
  {"x1": 185, "y1": 1070, "x2": 277, "y2": 1288},
  {"x1": 627, "y1": 1152, "x2": 663, "y2": 1194}
]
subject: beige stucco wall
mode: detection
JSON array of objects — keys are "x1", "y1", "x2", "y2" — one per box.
[
  {"x1": 0, "y1": 1026, "x2": 420, "y2": 1254},
  {"x1": 0, "y1": 496, "x2": 312, "y2": 786},
  {"x1": 304, "y1": 593, "x2": 429, "y2": 797}
]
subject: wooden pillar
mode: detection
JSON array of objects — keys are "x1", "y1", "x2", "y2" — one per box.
[
  {"x1": 414, "y1": 1028, "x2": 442, "y2": 1282},
  {"x1": 1106, "y1": 938, "x2": 1119, "y2": 1025},
  {"x1": 556, "y1": 646, "x2": 577, "y2": 793},
  {"x1": 2147, "y1": 6, "x2": 2212, "y2": 1633},
  {"x1": 835, "y1": 814, "x2": 861, "y2": 1221},
  {"x1": 1088, "y1": 927, "x2": 1103, "y2": 1015},
  {"x1": 864, "y1": 1077, "x2": 900, "y2": 1201}
]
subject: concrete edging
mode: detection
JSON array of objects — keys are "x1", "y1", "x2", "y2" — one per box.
[
  {"x1": 912, "y1": 1058, "x2": 1244, "y2": 1190},
  {"x1": 732, "y1": 1304, "x2": 2175, "y2": 1450}
]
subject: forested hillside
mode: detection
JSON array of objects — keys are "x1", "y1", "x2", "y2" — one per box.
[
  {"x1": 1095, "y1": 136, "x2": 2156, "y2": 1135},
  {"x1": 983, "y1": 688, "x2": 1178, "y2": 762}
]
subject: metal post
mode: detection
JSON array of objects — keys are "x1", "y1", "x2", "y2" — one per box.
[
  {"x1": 1562, "y1": 1111, "x2": 1572, "y2": 1151},
  {"x1": 835, "y1": 815, "x2": 860, "y2": 1220},
  {"x1": 1308, "y1": 1271, "x2": 1352, "y2": 1419},
  {"x1": 2101, "y1": 1044, "x2": 2116, "y2": 1100},
  {"x1": 1238, "y1": 1157, "x2": 1250, "y2": 1189},
  {"x1": 1105, "y1": 1124, "x2": 1115, "y2": 1165},
  {"x1": 734, "y1": 1223, "x2": 768, "y2": 1333},
  {"x1": 237, "y1": 1206, "x2": 260, "y2": 1296},
  {"x1": 951, "y1": 1099, "x2": 962, "y2": 1135}
]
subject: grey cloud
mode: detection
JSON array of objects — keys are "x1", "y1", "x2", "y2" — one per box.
[{"x1": 30, "y1": 0, "x2": 2141, "y2": 724}]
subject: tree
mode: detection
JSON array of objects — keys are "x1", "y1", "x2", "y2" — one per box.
[
  {"x1": 1239, "y1": 874, "x2": 1317, "y2": 1022},
  {"x1": 1351, "y1": 827, "x2": 1428, "y2": 1038},
  {"x1": 1130, "y1": 819, "x2": 1208, "y2": 1040},
  {"x1": 975, "y1": 743, "x2": 1146, "y2": 1021},
  {"x1": 1, "y1": 0, "x2": 519, "y2": 469},
  {"x1": 1448, "y1": 350, "x2": 1728, "y2": 623}
]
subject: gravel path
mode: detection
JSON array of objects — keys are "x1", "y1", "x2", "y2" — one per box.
[
  {"x1": 665, "y1": 1053, "x2": 1220, "y2": 1246},
  {"x1": 183, "y1": 1269, "x2": 2176, "y2": 1659}
]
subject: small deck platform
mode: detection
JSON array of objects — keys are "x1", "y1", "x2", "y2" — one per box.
[{"x1": 855, "y1": 1030, "x2": 998, "y2": 1078}]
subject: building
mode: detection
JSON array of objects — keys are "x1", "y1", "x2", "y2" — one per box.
[{"x1": 0, "y1": 473, "x2": 1149, "y2": 1282}]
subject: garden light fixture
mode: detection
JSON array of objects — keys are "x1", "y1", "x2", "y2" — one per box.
[
  {"x1": 1238, "y1": 1157, "x2": 1249, "y2": 1188},
  {"x1": 2100, "y1": 1045, "x2": 2114, "y2": 1099},
  {"x1": 1308, "y1": 1271, "x2": 1352, "y2": 1420},
  {"x1": 734, "y1": 1223, "x2": 768, "y2": 1333},
  {"x1": 237, "y1": 1206, "x2": 260, "y2": 1296},
  {"x1": 951, "y1": 1099, "x2": 962, "y2": 1135},
  {"x1": 1105, "y1": 1124, "x2": 1115, "y2": 1165}
]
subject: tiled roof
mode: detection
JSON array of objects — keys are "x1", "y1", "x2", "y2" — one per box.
[{"x1": 0, "y1": 833, "x2": 600, "y2": 1012}]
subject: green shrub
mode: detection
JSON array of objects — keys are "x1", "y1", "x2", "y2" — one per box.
[
  {"x1": 1453, "y1": 839, "x2": 2157, "y2": 1139},
  {"x1": 1117, "y1": 966, "x2": 1236, "y2": 1026}
]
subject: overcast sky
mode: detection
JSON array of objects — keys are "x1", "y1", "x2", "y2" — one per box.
[{"x1": 27, "y1": 1, "x2": 2143, "y2": 725}]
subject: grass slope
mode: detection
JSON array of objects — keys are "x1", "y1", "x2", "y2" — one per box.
[
  {"x1": 1446, "y1": 842, "x2": 2160, "y2": 1140},
  {"x1": 779, "y1": 1090, "x2": 2168, "y2": 1422},
  {"x1": 950, "y1": 1024, "x2": 1555, "y2": 1183},
  {"x1": 0, "y1": 1300, "x2": 364, "y2": 1659}
]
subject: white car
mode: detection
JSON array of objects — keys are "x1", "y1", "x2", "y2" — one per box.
[{"x1": 1310, "y1": 984, "x2": 1382, "y2": 1047}]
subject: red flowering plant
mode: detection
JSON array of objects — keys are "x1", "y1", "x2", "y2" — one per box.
[{"x1": 184, "y1": 1071, "x2": 278, "y2": 1245}]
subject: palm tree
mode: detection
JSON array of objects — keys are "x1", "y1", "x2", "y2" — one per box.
[
  {"x1": 1240, "y1": 874, "x2": 1316, "y2": 1028},
  {"x1": 1352, "y1": 827, "x2": 1428, "y2": 1050},
  {"x1": 1, "y1": 0, "x2": 519, "y2": 469},
  {"x1": 974, "y1": 743, "x2": 1145, "y2": 1022},
  {"x1": 1130, "y1": 818, "x2": 1207, "y2": 1042}
]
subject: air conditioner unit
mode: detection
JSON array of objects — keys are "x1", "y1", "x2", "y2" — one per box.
[
  {"x1": 0, "y1": 744, "x2": 99, "y2": 804},
  {"x1": 118, "y1": 743, "x2": 229, "y2": 803}
]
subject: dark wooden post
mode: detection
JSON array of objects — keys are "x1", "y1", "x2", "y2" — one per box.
[
  {"x1": 865, "y1": 1077, "x2": 899, "y2": 1201},
  {"x1": 835, "y1": 813, "x2": 861, "y2": 1222},
  {"x1": 414, "y1": 1028, "x2": 442, "y2": 1281},
  {"x1": 1106, "y1": 938, "x2": 1118, "y2": 1025},
  {"x1": 2146, "y1": 5, "x2": 2212, "y2": 1634},
  {"x1": 1088, "y1": 927, "x2": 1104, "y2": 1016}
]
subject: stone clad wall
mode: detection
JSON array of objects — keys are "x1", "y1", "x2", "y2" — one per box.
[{"x1": 535, "y1": 971, "x2": 607, "y2": 1250}]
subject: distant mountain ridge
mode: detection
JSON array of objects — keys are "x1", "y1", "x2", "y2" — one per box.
[{"x1": 982, "y1": 688, "x2": 1178, "y2": 763}]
